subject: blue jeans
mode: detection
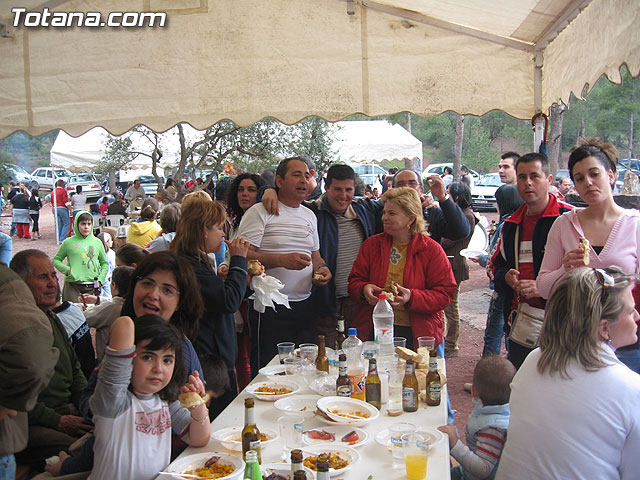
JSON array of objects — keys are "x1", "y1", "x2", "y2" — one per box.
[
  {"x1": 436, "y1": 340, "x2": 455, "y2": 423},
  {"x1": 0, "y1": 454, "x2": 15, "y2": 480},
  {"x1": 0, "y1": 233, "x2": 12, "y2": 266},
  {"x1": 56, "y1": 207, "x2": 70, "y2": 242},
  {"x1": 616, "y1": 346, "x2": 640, "y2": 374},
  {"x1": 482, "y1": 290, "x2": 507, "y2": 357}
]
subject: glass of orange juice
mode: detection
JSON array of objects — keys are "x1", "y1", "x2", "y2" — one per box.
[{"x1": 402, "y1": 433, "x2": 429, "y2": 480}]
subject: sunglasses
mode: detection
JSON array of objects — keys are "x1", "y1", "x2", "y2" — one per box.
[{"x1": 593, "y1": 268, "x2": 638, "y2": 304}]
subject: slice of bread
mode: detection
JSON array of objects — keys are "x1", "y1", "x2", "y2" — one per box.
[{"x1": 395, "y1": 346, "x2": 423, "y2": 365}]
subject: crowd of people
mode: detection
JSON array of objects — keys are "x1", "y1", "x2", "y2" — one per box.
[{"x1": 1, "y1": 137, "x2": 640, "y2": 479}]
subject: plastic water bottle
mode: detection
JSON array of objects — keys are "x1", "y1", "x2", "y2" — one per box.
[
  {"x1": 373, "y1": 293, "x2": 394, "y2": 346},
  {"x1": 342, "y1": 328, "x2": 365, "y2": 400},
  {"x1": 342, "y1": 328, "x2": 363, "y2": 360}
]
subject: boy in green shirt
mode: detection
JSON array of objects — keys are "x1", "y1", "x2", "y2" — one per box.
[{"x1": 53, "y1": 211, "x2": 109, "y2": 303}]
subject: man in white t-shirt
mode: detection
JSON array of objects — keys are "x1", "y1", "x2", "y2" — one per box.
[{"x1": 237, "y1": 157, "x2": 331, "y2": 373}]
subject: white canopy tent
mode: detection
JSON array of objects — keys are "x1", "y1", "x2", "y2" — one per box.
[
  {"x1": 0, "y1": 0, "x2": 638, "y2": 140},
  {"x1": 332, "y1": 120, "x2": 423, "y2": 164}
]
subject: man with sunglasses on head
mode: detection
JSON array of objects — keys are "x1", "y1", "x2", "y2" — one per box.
[{"x1": 491, "y1": 153, "x2": 573, "y2": 369}]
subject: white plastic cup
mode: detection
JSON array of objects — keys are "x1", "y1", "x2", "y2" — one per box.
[
  {"x1": 417, "y1": 336, "x2": 435, "y2": 350},
  {"x1": 283, "y1": 357, "x2": 303, "y2": 375},
  {"x1": 389, "y1": 422, "x2": 415, "y2": 465},
  {"x1": 393, "y1": 337, "x2": 407, "y2": 348},
  {"x1": 277, "y1": 342, "x2": 295, "y2": 364},
  {"x1": 402, "y1": 432, "x2": 429, "y2": 480},
  {"x1": 362, "y1": 341, "x2": 379, "y2": 359},
  {"x1": 278, "y1": 415, "x2": 304, "y2": 460}
]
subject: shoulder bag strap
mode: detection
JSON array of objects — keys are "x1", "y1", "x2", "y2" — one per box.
[{"x1": 514, "y1": 225, "x2": 520, "y2": 270}]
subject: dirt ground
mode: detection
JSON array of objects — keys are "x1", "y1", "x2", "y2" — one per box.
[{"x1": 1, "y1": 207, "x2": 501, "y2": 445}]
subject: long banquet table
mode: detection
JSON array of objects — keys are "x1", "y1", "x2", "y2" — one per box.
[{"x1": 157, "y1": 356, "x2": 451, "y2": 479}]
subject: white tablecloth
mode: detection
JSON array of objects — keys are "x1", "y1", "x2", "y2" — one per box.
[{"x1": 157, "y1": 356, "x2": 451, "y2": 479}]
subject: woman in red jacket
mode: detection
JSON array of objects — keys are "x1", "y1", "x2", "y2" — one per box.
[{"x1": 348, "y1": 187, "x2": 457, "y2": 352}]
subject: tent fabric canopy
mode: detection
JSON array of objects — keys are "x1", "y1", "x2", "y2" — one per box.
[
  {"x1": 0, "y1": 0, "x2": 638, "y2": 140},
  {"x1": 332, "y1": 120, "x2": 422, "y2": 163}
]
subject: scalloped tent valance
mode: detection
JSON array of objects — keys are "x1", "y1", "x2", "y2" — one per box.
[{"x1": 0, "y1": 0, "x2": 638, "y2": 140}]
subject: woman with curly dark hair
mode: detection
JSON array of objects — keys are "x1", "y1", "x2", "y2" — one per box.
[
  {"x1": 222, "y1": 173, "x2": 265, "y2": 389},
  {"x1": 226, "y1": 173, "x2": 265, "y2": 230}
]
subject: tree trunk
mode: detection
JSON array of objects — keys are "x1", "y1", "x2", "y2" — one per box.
[
  {"x1": 406, "y1": 112, "x2": 412, "y2": 133},
  {"x1": 108, "y1": 171, "x2": 117, "y2": 194},
  {"x1": 453, "y1": 114, "x2": 464, "y2": 179},
  {"x1": 629, "y1": 112, "x2": 634, "y2": 159},
  {"x1": 548, "y1": 103, "x2": 566, "y2": 173},
  {"x1": 579, "y1": 117, "x2": 585, "y2": 139}
]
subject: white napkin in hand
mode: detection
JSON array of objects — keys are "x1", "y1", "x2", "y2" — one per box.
[{"x1": 250, "y1": 273, "x2": 290, "y2": 313}]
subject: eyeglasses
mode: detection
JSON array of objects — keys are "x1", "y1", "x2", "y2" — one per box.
[
  {"x1": 137, "y1": 276, "x2": 180, "y2": 298},
  {"x1": 395, "y1": 180, "x2": 419, "y2": 188}
]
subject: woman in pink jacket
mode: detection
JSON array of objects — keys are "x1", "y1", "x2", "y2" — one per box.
[
  {"x1": 537, "y1": 137, "x2": 640, "y2": 373},
  {"x1": 348, "y1": 187, "x2": 457, "y2": 352}
]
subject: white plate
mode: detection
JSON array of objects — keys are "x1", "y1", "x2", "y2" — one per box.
[
  {"x1": 246, "y1": 381, "x2": 300, "y2": 402},
  {"x1": 303, "y1": 426, "x2": 369, "y2": 448},
  {"x1": 212, "y1": 426, "x2": 279, "y2": 451},
  {"x1": 164, "y1": 452, "x2": 244, "y2": 479},
  {"x1": 374, "y1": 426, "x2": 445, "y2": 451},
  {"x1": 261, "y1": 463, "x2": 315, "y2": 478},
  {"x1": 460, "y1": 248, "x2": 486, "y2": 259},
  {"x1": 274, "y1": 394, "x2": 321, "y2": 418},
  {"x1": 316, "y1": 396, "x2": 379, "y2": 427},
  {"x1": 301, "y1": 444, "x2": 360, "y2": 477},
  {"x1": 258, "y1": 364, "x2": 287, "y2": 380}
]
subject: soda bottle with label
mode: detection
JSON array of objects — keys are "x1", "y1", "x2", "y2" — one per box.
[{"x1": 243, "y1": 450, "x2": 263, "y2": 480}]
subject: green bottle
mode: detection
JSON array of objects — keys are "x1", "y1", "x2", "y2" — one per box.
[{"x1": 243, "y1": 450, "x2": 263, "y2": 480}]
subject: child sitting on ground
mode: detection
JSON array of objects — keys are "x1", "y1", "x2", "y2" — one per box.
[
  {"x1": 92, "y1": 315, "x2": 210, "y2": 479},
  {"x1": 438, "y1": 355, "x2": 516, "y2": 480}
]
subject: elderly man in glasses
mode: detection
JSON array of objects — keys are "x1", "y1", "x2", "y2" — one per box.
[
  {"x1": 9, "y1": 250, "x2": 91, "y2": 471},
  {"x1": 392, "y1": 169, "x2": 471, "y2": 244}
]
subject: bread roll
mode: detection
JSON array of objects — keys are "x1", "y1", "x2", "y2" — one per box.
[
  {"x1": 178, "y1": 391, "x2": 210, "y2": 408},
  {"x1": 395, "y1": 346, "x2": 424, "y2": 365},
  {"x1": 248, "y1": 259, "x2": 264, "y2": 276},
  {"x1": 579, "y1": 237, "x2": 590, "y2": 265}
]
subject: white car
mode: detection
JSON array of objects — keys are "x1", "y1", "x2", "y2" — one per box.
[
  {"x1": 471, "y1": 172, "x2": 502, "y2": 211},
  {"x1": 422, "y1": 163, "x2": 480, "y2": 182},
  {"x1": 31, "y1": 166, "x2": 72, "y2": 190},
  {"x1": 349, "y1": 163, "x2": 387, "y2": 191}
]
